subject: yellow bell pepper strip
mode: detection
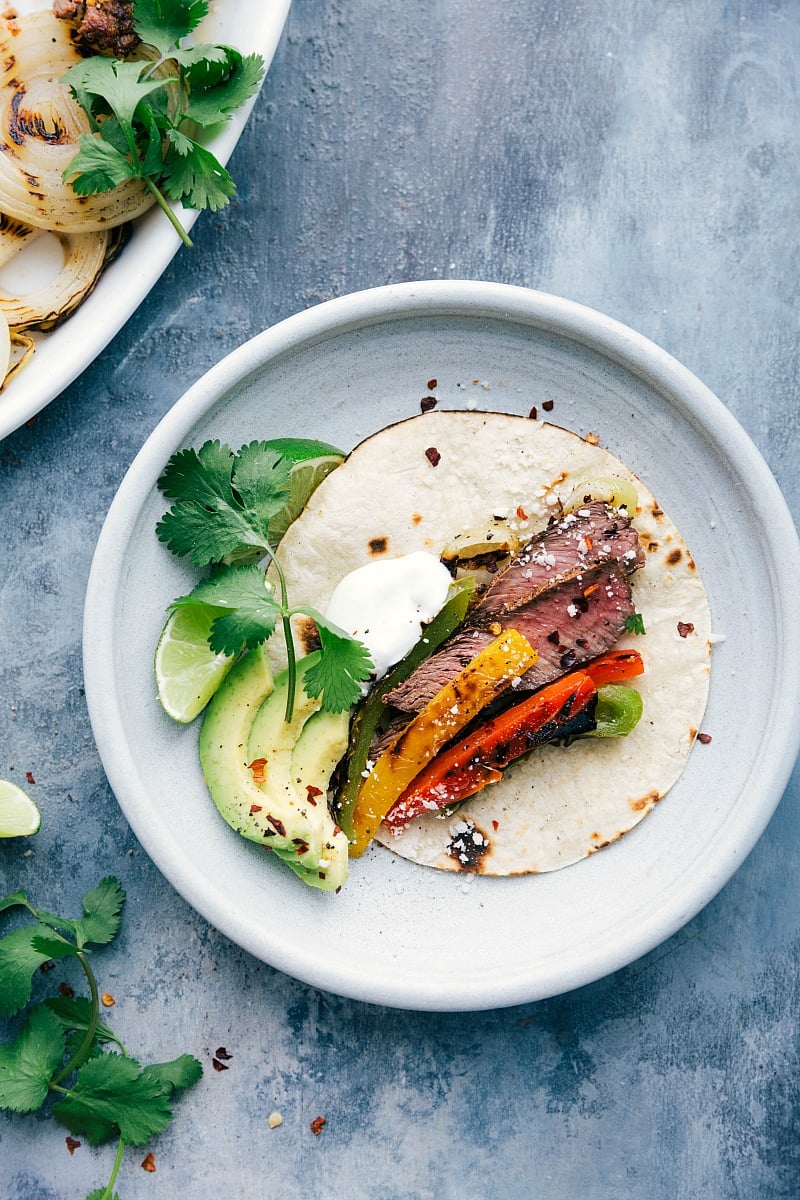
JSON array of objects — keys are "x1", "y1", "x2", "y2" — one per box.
[
  {"x1": 383, "y1": 650, "x2": 645, "y2": 833},
  {"x1": 335, "y1": 578, "x2": 475, "y2": 843},
  {"x1": 349, "y1": 628, "x2": 538, "y2": 855}
]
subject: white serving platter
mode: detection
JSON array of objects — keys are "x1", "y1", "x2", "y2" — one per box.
[
  {"x1": 0, "y1": 0, "x2": 292, "y2": 440},
  {"x1": 83, "y1": 281, "x2": 800, "y2": 1011}
]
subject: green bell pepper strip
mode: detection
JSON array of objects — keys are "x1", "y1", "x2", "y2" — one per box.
[
  {"x1": 587, "y1": 683, "x2": 644, "y2": 737},
  {"x1": 334, "y1": 577, "x2": 474, "y2": 842}
]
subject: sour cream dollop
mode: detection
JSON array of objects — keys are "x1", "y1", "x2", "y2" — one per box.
[{"x1": 325, "y1": 551, "x2": 453, "y2": 684}]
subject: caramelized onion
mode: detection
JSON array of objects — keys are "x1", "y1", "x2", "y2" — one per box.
[
  {"x1": 0, "y1": 306, "x2": 9, "y2": 382},
  {"x1": 0, "y1": 212, "x2": 123, "y2": 330},
  {"x1": 0, "y1": 10, "x2": 152, "y2": 232},
  {"x1": 0, "y1": 307, "x2": 34, "y2": 390}
]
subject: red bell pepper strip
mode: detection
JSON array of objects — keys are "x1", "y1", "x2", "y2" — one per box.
[
  {"x1": 582, "y1": 648, "x2": 644, "y2": 688},
  {"x1": 383, "y1": 669, "x2": 598, "y2": 832}
]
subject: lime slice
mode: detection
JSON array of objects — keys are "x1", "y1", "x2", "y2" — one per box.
[
  {"x1": 0, "y1": 779, "x2": 41, "y2": 837},
  {"x1": 262, "y1": 439, "x2": 345, "y2": 545},
  {"x1": 155, "y1": 603, "x2": 236, "y2": 723}
]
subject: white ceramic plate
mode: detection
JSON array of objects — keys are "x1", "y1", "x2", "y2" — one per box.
[
  {"x1": 83, "y1": 281, "x2": 800, "y2": 1011},
  {"x1": 0, "y1": 0, "x2": 292, "y2": 440}
]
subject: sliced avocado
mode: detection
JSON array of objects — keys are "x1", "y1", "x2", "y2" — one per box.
[{"x1": 199, "y1": 647, "x2": 349, "y2": 891}]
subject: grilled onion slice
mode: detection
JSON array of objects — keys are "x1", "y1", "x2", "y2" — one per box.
[
  {"x1": 0, "y1": 212, "x2": 124, "y2": 331},
  {"x1": 0, "y1": 9, "x2": 153, "y2": 232},
  {"x1": 0, "y1": 307, "x2": 34, "y2": 390},
  {"x1": 0, "y1": 305, "x2": 9, "y2": 382}
]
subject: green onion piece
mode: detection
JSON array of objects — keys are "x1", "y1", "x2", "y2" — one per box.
[
  {"x1": 334, "y1": 577, "x2": 475, "y2": 841},
  {"x1": 586, "y1": 684, "x2": 643, "y2": 738}
]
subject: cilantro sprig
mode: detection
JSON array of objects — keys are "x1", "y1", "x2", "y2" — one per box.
[
  {"x1": 0, "y1": 878, "x2": 201, "y2": 1200},
  {"x1": 61, "y1": 0, "x2": 266, "y2": 247},
  {"x1": 156, "y1": 439, "x2": 374, "y2": 720}
]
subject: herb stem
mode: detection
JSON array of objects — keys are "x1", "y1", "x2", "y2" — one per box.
[
  {"x1": 263, "y1": 549, "x2": 298, "y2": 722},
  {"x1": 143, "y1": 176, "x2": 193, "y2": 247},
  {"x1": 101, "y1": 1135, "x2": 127, "y2": 1200},
  {"x1": 50, "y1": 950, "x2": 99, "y2": 1085}
]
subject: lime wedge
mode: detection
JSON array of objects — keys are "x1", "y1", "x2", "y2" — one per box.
[
  {"x1": 155, "y1": 603, "x2": 236, "y2": 723},
  {"x1": 262, "y1": 439, "x2": 345, "y2": 545},
  {"x1": 0, "y1": 779, "x2": 41, "y2": 837}
]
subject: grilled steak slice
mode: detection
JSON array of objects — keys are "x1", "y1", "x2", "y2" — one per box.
[
  {"x1": 384, "y1": 563, "x2": 636, "y2": 713},
  {"x1": 470, "y1": 500, "x2": 643, "y2": 618}
]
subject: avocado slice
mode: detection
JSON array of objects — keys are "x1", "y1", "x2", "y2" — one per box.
[{"x1": 199, "y1": 647, "x2": 350, "y2": 891}]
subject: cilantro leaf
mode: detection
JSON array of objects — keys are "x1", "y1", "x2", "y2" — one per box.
[
  {"x1": 0, "y1": 925, "x2": 64, "y2": 1016},
  {"x1": 157, "y1": 440, "x2": 291, "y2": 566},
  {"x1": 182, "y1": 51, "x2": 266, "y2": 127},
  {"x1": 232, "y1": 443, "x2": 294, "y2": 534},
  {"x1": 169, "y1": 41, "x2": 230, "y2": 83},
  {"x1": 75, "y1": 878, "x2": 126, "y2": 950},
  {"x1": 134, "y1": 0, "x2": 208, "y2": 53},
  {"x1": 63, "y1": 58, "x2": 172, "y2": 130},
  {"x1": 0, "y1": 1005, "x2": 66, "y2": 1114},
  {"x1": 0, "y1": 891, "x2": 30, "y2": 916},
  {"x1": 142, "y1": 1053, "x2": 203, "y2": 1094},
  {"x1": 625, "y1": 612, "x2": 646, "y2": 635},
  {"x1": 304, "y1": 619, "x2": 375, "y2": 713},
  {"x1": 52, "y1": 1053, "x2": 179, "y2": 1147},
  {"x1": 45, "y1": 995, "x2": 123, "y2": 1057},
  {"x1": 64, "y1": 134, "x2": 140, "y2": 195},
  {"x1": 29, "y1": 930, "x2": 80, "y2": 962},
  {"x1": 173, "y1": 565, "x2": 281, "y2": 654},
  {"x1": 161, "y1": 137, "x2": 236, "y2": 210}
]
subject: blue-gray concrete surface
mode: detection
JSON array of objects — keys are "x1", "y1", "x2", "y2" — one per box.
[{"x1": 2, "y1": 1, "x2": 799, "y2": 1196}]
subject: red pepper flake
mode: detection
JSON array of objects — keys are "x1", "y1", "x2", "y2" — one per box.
[
  {"x1": 310, "y1": 1116, "x2": 327, "y2": 1136},
  {"x1": 427, "y1": 378, "x2": 438, "y2": 389},
  {"x1": 491, "y1": 820, "x2": 500, "y2": 832},
  {"x1": 528, "y1": 405, "x2": 538, "y2": 420},
  {"x1": 59, "y1": 981, "x2": 74, "y2": 998},
  {"x1": 141, "y1": 1152, "x2": 157, "y2": 1173},
  {"x1": 212, "y1": 1057, "x2": 229, "y2": 1072},
  {"x1": 215, "y1": 1046, "x2": 233, "y2": 1061},
  {"x1": 677, "y1": 621, "x2": 695, "y2": 638},
  {"x1": 39, "y1": 959, "x2": 56, "y2": 973},
  {"x1": 516, "y1": 505, "x2": 528, "y2": 521},
  {"x1": 266, "y1": 814, "x2": 287, "y2": 837},
  {"x1": 25, "y1": 770, "x2": 35, "y2": 785},
  {"x1": 248, "y1": 757, "x2": 267, "y2": 783},
  {"x1": 420, "y1": 395, "x2": 437, "y2": 412},
  {"x1": 425, "y1": 446, "x2": 441, "y2": 467},
  {"x1": 542, "y1": 399, "x2": 554, "y2": 412},
  {"x1": 306, "y1": 784, "x2": 323, "y2": 804},
  {"x1": 65, "y1": 1137, "x2": 81, "y2": 1155},
  {"x1": 250, "y1": 803, "x2": 263, "y2": 814},
  {"x1": 697, "y1": 732, "x2": 713, "y2": 744}
]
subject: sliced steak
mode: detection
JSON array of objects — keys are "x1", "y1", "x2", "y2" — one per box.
[
  {"x1": 471, "y1": 500, "x2": 643, "y2": 618},
  {"x1": 384, "y1": 563, "x2": 636, "y2": 713}
]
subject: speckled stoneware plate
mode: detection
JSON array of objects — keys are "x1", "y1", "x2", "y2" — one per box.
[
  {"x1": 0, "y1": 0, "x2": 292, "y2": 440},
  {"x1": 83, "y1": 281, "x2": 800, "y2": 1012}
]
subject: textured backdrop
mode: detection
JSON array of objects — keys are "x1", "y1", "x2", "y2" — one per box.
[{"x1": 2, "y1": 1, "x2": 798, "y2": 1196}]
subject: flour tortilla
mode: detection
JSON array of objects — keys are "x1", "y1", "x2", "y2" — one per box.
[{"x1": 276, "y1": 411, "x2": 711, "y2": 876}]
